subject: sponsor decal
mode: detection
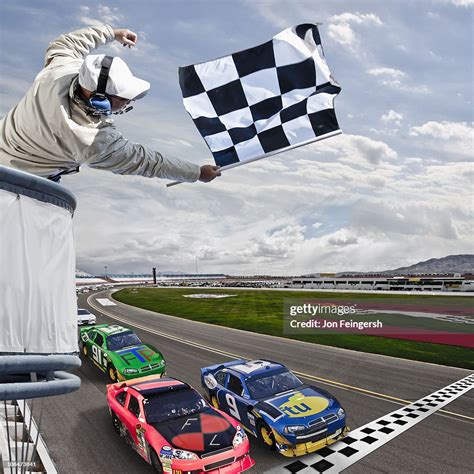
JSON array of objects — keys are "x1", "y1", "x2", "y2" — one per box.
[
  {"x1": 159, "y1": 445, "x2": 173, "y2": 472},
  {"x1": 118, "y1": 346, "x2": 156, "y2": 365},
  {"x1": 136, "y1": 424, "x2": 147, "y2": 453},
  {"x1": 160, "y1": 446, "x2": 173, "y2": 459},
  {"x1": 204, "y1": 374, "x2": 218, "y2": 389},
  {"x1": 277, "y1": 393, "x2": 329, "y2": 418}
]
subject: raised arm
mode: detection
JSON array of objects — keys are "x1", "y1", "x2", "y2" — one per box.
[{"x1": 44, "y1": 25, "x2": 137, "y2": 67}]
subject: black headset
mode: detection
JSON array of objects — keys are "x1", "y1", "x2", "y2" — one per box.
[{"x1": 89, "y1": 55, "x2": 114, "y2": 115}]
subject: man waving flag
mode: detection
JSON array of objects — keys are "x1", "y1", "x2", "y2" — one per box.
[{"x1": 179, "y1": 23, "x2": 342, "y2": 172}]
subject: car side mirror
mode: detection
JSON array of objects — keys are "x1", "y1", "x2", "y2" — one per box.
[{"x1": 204, "y1": 374, "x2": 218, "y2": 389}]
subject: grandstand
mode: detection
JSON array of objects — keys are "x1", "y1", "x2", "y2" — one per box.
[{"x1": 290, "y1": 274, "x2": 474, "y2": 292}]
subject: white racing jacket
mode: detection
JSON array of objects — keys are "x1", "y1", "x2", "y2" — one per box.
[{"x1": 0, "y1": 24, "x2": 201, "y2": 182}]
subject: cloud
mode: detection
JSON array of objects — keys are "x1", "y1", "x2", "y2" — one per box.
[
  {"x1": 367, "y1": 67, "x2": 430, "y2": 93},
  {"x1": 328, "y1": 11, "x2": 383, "y2": 49},
  {"x1": 381, "y1": 110, "x2": 404, "y2": 126},
  {"x1": 450, "y1": 0, "x2": 474, "y2": 6},
  {"x1": 351, "y1": 201, "x2": 459, "y2": 239},
  {"x1": 312, "y1": 134, "x2": 398, "y2": 165},
  {"x1": 409, "y1": 121, "x2": 473, "y2": 157},
  {"x1": 78, "y1": 5, "x2": 123, "y2": 27},
  {"x1": 3, "y1": 1, "x2": 471, "y2": 276},
  {"x1": 368, "y1": 67, "x2": 406, "y2": 79},
  {"x1": 328, "y1": 230, "x2": 359, "y2": 246},
  {"x1": 251, "y1": 225, "x2": 306, "y2": 259},
  {"x1": 329, "y1": 12, "x2": 383, "y2": 26},
  {"x1": 409, "y1": 121, "x2": 473, "y2": 140},
  {"x1": 327, "y1": 23, "x2": 355, "y2": 47},
  {"x1": 367, "y1": 67, "x2": 407, "y2": 88}
]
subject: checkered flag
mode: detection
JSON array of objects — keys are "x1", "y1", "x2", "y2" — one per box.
[{"x1": 179, "y1": 23, "x2": 342, "y2": 170}]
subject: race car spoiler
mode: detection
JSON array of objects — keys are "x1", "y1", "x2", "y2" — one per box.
[
  {"x1": 106, "y1": 373, "x2": 166, "y2": 393},
  {"x1": 79, "y1": 323, "x2": 110, "y2": 332},
  {"x1": 200, "y1": 359, "x2": 248, "y2": 377}
]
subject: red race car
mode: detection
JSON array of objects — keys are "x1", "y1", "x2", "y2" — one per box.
[{"x1": 106, "y1": 375, "x2": 255, "y2": 473}]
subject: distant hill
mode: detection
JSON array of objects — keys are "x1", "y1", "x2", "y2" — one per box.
[{"x1": 386, "y1": 254, "x2": 474, "y2": 274}]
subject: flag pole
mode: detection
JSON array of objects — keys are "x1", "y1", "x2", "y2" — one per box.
[{"x1": 166, "y1": 129, "x2": 342, "y2": 187}]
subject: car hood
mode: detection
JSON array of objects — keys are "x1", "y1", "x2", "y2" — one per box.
[
  {"x1": 151, "y1": 408, "x2": 236, "y2": 455},
  {"x1": 112, "y1": 344, "x2": 163, "y2": 369},
  {"x1": 259, "y1": 385, "x2": 337, "y2": 423}
]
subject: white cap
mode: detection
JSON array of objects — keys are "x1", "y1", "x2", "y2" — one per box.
[{"x1": 79, "y1": 54, "x2": 150, "y2": 100}]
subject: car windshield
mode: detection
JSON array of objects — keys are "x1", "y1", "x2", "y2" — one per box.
[
  {"x1": 246, "y1": 371, "x2": 303, "y2": 399},
  {"x1": 106, "y1": 332, "x2": 142, "y2": 351},
  {"x1": 78, "y1": 309, "x2": 90, "y2": 315},
  {"x1": 144, "y1": 388, "x2": 208, "y2": 424}
]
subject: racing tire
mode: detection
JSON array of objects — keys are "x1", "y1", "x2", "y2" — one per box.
[
  {"x1": 108, "y1": 364, "x2": 118, "y2": 382},
  {"x1": 257, "y1": 421, "x2": 276, "y2": 450},
  {"x1": 150, "y1": 449, "x2": 163, "y2": 473},
  {"x1": 111, "y1": 412, "x2": 121, "y2": 435},
  {"x1": 210, "y1": 395, "x2": 219, "y2": 409}
]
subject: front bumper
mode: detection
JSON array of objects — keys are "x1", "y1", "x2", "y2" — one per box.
[
  {"x1": 205, "y1": 453, "x2": 255, "y2": 473},
  {"x1": 78, "y1": 319, "x2": 96, "y2": 326},
  {"x1": 160, "y1": 447, "x2": 254, "y2": 473},
  {"x1": 117, "y1": 366, "x2": 165, "y2": 381},
  {"x1": 274, "y1": 426, "x2": 350, "y2": 457}
]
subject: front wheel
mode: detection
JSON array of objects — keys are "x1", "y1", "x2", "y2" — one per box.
[
  {"x1": 257, "y1": 421, "x2": 276, "y2": 450},
  {"x1": 150, "y1": 449, "x2": 163, "y2": 473},
  {"x1": 82, "y1": 344, "x2": 88, "y2": 358}
]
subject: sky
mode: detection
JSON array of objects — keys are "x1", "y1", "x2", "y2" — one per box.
[{"x1": 0, "y1": 0, "x2": 473, "y2": 275}]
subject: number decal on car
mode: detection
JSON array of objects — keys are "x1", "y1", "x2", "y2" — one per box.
[
  {"x1": 225, "y1": 393, "x2": 240, "y2": 420},
  {"x1": 92, "y1": 345, "x2": 107, "y2": 367},
  {"x1": 92, "y1": 345, "x2": 101, "y2": 364}
]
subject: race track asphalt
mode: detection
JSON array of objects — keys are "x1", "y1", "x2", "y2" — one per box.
[{"x1": 37, "y1": 289, "x2": 474, "y2": 473}]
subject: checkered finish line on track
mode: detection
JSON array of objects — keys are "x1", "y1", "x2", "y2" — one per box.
[
  {"x1": 179, "y1": 23, "x2": 342, "y2": 169},
  {"x1": 265, "y1": 374, "x2": 474, "y2": 473}
]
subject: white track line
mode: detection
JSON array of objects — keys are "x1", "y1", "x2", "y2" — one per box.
[
  {"x1": 265, "y1": 374, "x2": 474, "y2": 473},
  {"x1": 87, "y1": 295, "x2": 473, "y2": 422}
]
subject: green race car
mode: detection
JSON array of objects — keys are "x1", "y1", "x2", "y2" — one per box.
[{"x1": 79, "y1": 324, "x2": 166, "y2": 382}]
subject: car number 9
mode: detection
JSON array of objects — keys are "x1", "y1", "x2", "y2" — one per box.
[{"x1": 225, "y1": 393, "x2": 240, "y2": 420}]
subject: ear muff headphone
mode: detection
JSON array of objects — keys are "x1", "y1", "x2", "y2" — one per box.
[{"x1": 89, "y1": 55, "x2": 113, "y2": 115}]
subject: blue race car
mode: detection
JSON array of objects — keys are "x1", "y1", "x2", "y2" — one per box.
[{"x1": 201, "y1": 359, "x2": 349, "y2": 457}]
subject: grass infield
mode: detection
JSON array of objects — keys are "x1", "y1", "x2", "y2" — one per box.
[{"x1": 112, "y1": 288, "x2": 474, "y2": 369}]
